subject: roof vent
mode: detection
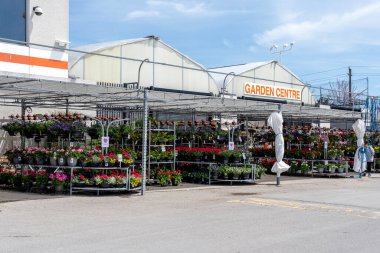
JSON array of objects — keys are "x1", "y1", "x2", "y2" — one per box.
[{"x1": 145, "y1": 35, "x2": 160, "y2": 40}]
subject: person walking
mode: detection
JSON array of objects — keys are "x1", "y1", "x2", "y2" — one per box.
[{"x1": 365, "y1": 143, "x2": 375, "y2": 177}]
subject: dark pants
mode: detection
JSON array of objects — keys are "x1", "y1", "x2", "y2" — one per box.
[{"x1": 367, "y1": 162, "x2": 374, "y2": 173}]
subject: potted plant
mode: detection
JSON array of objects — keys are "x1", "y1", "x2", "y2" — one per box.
[
  {"x1": 34, "y1": 148, "x2": 47, "y2": 165},
  {"x1": 191, "y1": 150, "x2": 203, "y2": 162},
  {"x1": 0, "y1": 171, "x2": 14, "y2": 186},
  {"x1": 48, "y1": 122, "x2": 71, "y2": 137},
  {"x1": 289, "y1": 161, "x2": 298, "y2": 174},
  {"x1": 229, "y1": 151, "x2": 242, "y2": 164},
  {"x1": 91, "y1": 154, "x2": 102, "y2": 167},
  {"x1": 71, "y1": 174, "x2": 87, "y2": 187},
  {"x1": 171, "y1": 170, "x2": 182, "y2": 186},
  {"x1": 12, "y1": 173, "x2": 23, "y2": 190},
  {"x1": 115, "y1": 175, "x2": 127, "y2": 188},
  {"x1": 130, "y1": 171, "x2": 142, "y2": 188},
  {"x1": 103, "y1": 153, "x2": 117, "y2": 167},
  {"x1": 218, "y1": 165, "x2": 229, "y2": 179},
  {"x1": 70, "y1": 122, "x2": 86, "y2": 140},
  {"x1": 2, "y1": 121, "x2": 22, "y2": 136},
  {"x1": 35, "y1": 171, "x2": 49, "y2": 189},
  {"x1": 21, "y1": 171, "x2": 35, "y2": 191},
  {"x1": 339, "y1": 162, "x2": 350, "y2": 173},
  {"x1": 255, "y1": 164, "x2": 266, "y2": 179},
  {"x1": 300, "y1": 162, "x2": 310, "y2": 174},
  {"x1": 87, "y1": 124, "x2": 101, "y2": 139},
  {"x1": 55, "y1": 149, "x2": 66, "y2": 166},
  {"x1": 328, "y1": 164, "x2": 338, "y2": 173},
  {"x1": 328, "y1": 149, "x2": 337, "y2": 160},
  {"x1": 150, "y1": 149, "x2": 161, "y2": 162},
  {"x1": 315, "y1": 163, "x2": 325, "y2": 173},
  {"x1": 157, "y1": 169, "x2": 171, "y2": 186},
  {"x1": 49, "y1": 172, "x2": 67, "y2": 193},
  {"x1": 4, "y1": 148, "x2": 23, "y2": 164},
  {"x1": 219, "y1": 150, "x2": 231, "y2": 164},
  {"x1": 240, "y1": 166, "x2": 251, "y2": 180}
]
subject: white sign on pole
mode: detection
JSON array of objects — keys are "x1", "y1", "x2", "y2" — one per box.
[
  {"x1": 228, "y1": 141, "x2": 235, "y2": 150},
  {"x1": 101, "y1": 136, "x2": 110, "y2": 148}
]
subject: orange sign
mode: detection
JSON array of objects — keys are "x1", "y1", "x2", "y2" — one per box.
[{"x1": 244, "y1": 83, "x2": 301, "y2": 101}]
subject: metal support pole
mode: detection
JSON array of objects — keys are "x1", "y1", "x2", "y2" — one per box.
[
  {"x1": 21, "y1": 100, "x2": 26, "y2": 149},
  {"x1": 137, "y1": 59, "x2": 149, "y2": 89},
  {"x1": 141, "y1": 89, "x2": 148, "y2": 195},
  {"x1": 66, "y1": 99, "x2": 69, "y2": 114}
]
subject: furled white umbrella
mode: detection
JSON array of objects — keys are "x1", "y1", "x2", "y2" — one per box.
[
  {"x1": 352, "y1": 119, "x2": 366, "y2": 174},
  {"x1": 267, "y1": 112, "x2": 290, "y2": 185}
]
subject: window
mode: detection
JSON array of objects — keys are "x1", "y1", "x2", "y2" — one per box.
[{"x1": 0, "y1": 0, "x2": 26, "y2": 41}]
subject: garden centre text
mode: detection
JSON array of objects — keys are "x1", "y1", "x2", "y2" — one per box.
[{"x1": 244, "y1": 83, "x2": 301, "y2": 101}]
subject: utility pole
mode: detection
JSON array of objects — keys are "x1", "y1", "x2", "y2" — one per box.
[{"x1": 348, "y1": 67, "x2": 352, "y2": 104}]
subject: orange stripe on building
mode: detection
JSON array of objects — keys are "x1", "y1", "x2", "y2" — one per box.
[{"x1": 0, "y1": 52, "x2": 68, "y2": 70}]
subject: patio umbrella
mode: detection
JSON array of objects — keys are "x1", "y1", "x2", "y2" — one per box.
[
  {"x1": 352, "y1": 119, "x2": 366, "y2": 173},
  {"x1": 267, "y1": 112, "x2": 290, "y2": 185}
]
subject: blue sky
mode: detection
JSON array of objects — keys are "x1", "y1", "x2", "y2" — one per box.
[{"x1": 70, "y1": 0, "x2": 380, "y2": 96}]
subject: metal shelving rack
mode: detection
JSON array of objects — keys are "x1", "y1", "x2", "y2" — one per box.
[
  {"x1": 70, "y1": 165, "x2": 139, "y2": 196},
  {"x1": 5, "y1": 163, "x2": 138, "y2": 196},
  {"x1": 176, "y1": 161, "x2": 256, "y2": 185},
  {"x1": 146, "y1": 122, "x2": 176, "y2": 183}
]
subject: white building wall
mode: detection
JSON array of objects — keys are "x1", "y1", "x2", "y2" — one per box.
[
  {"x1": 70, "y1": 39, "x2": 219, "y2": 94},
  {"x1": 226, "y1": 63, "x2": 315, "y2": 104},
  {"x1": 28, "y1": 0, "x2": 69, "y2": 47}
]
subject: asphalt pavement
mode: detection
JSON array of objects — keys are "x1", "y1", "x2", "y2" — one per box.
[{"x1": 1, "y1": 175, "x2": 380, "y2": 253}]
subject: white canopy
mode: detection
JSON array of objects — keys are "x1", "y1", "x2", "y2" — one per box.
[
  {"x1": 352, "y1": 119, "x2": 366, "y2": 172},
  {"x1": 267, "y1": 112, "x2": 290, "y2": 176}
]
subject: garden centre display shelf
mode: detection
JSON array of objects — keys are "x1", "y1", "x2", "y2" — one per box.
[
  {"x1": 176, "y1": 161, "x2": 256, "y2": 185},
  {"x1": 7, "y1": 163, "x2": 137, "y2": 196},
  {"x1": 69, "y1": 165, "x2": 137, "y2": 196},
  {"x1": 147, "y1": 123, "x2": 176, "y2": 183},
  {"x1": 252, "y1": 156, "x2": 351, "y2": 178}
]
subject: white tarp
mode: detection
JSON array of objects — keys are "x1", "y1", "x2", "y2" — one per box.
[
  {"x1": 352, "y1": 119, "x2": 366, "y2": 172},
  {"x1": 267, "y1": 112, "x2": 290, "y2": 176}
]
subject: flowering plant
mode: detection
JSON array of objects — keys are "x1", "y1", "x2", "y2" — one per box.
[
  {"x1": 71, "y1": 174, "x2": 86, "y2": 184},
  {"x1": 49, "y1": 172, "x2": 68, "y2": 186},
  {"x1": 35, "y1": 171, "x2": 49, "y2": 185},
  {"x1": 93, "y1": 174, "x2": 115, "y2": 185},
  {"x1": 171, "y1": 170, "x2": 182, "y2": 185},
  {"x1": 130, "y1": 171, "x2": 142, "y2": 188},
  {"x1": 48, "y1": 122, "x2": 71, "y2": 135},
  {"x1": 67, "y1": 148, "x2": 84, "y2": 159},
  {"x1": 115, "y1": 175, "x2": 127, "y2": 185},
  {"x1": 156, "y1": 169, "x2": 171, "y2": 186}
]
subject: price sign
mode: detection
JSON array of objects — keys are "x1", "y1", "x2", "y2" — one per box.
[
  {"x1": 228, "y1": 141, "x2": 235, "y2": 150},
  {"x1": 242, "y1": 153, "x2": 246, "y2": 160},
  {"x1": 101, "y1": 136, "x2": 110, "y2": 148},
  {"x1": 161, "y1": 145, "x2": 166, "y2": 152},
  {"x1": 117, "y1": 154, "x2": 123, "y2": 162}
]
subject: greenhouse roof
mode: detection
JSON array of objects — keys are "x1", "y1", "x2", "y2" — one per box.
[{"x1": 0, "y1": 72, "x2": 361, "y2": 122}]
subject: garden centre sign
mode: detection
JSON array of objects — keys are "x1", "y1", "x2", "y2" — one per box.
[{"x1": 244, "y1": 83, "x2": 301, "y2": 101}]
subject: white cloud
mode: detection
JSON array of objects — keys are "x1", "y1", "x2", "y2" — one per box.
[
  {"x1": 125, "y1": 0, "x2": 256, "y2": 21},
  {"x1": 125, "y1": 10, "x2": 161, "y2": 20},
  {"x1": 148, "y1": 0, "x2": 208, "y2": 15},
  {"x1": 254, "y1": 2, "x2": 380, "y2": 52}
]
